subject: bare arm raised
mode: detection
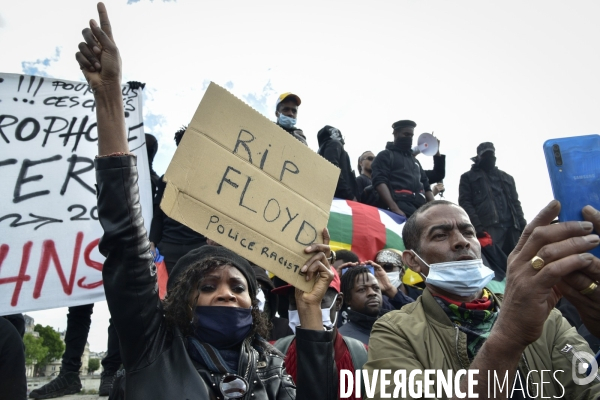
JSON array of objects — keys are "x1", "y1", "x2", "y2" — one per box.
[{"x1": 75, "y1": 2, "x2": 127, "y2": 156}]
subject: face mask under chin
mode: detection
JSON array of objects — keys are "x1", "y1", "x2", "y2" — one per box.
[{"x1": 409, "y1": 250, "x2": 495, "y2": 297}]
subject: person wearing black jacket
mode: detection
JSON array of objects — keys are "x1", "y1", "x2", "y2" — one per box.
[
  {"x1": 76, "y1": 5, "x2": 336, "y2": 399},
  {"x1": 149, "y1": 126, "x2": 207, "y2": 274},
  {"x1": 0, "y1": 317, "x2": 26, "y2": 400},
  {"x1": 317, "y1": 125, "x2": 357, "y2": 201},
  {"x1": 371, "y1": 120, "x2": 433, "y2": 217},
  {"x1": 356, "y1": 151, "x2": 374, "y2": 202},
  {"x1": 458, "y1": 142, "x2": 527, "y2": 255},
  {"x1": 144, "y1": 133, "x2": 160, "y2": 197}
]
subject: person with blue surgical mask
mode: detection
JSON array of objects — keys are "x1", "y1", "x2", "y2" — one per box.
[
  {"x1": 364, "y1": 200, "x2": 600, "y2": 399},
  {"x1": 275, "y1": 92, "x2": 307, "y2": 145}
]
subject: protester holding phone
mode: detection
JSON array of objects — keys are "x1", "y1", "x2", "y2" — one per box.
[
  {"x1": 76, "y1": 4, "x2": 336, "y2": 399},
  {"x1": 365, "y1": 200, "x2": 600, "y2": 399},
  {"x1": 544, "y1": 135, "x2": 600, "y2": 259}
]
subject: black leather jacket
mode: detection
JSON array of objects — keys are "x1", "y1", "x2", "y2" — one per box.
[{"x1": 95, "y1": 155, "x2": 336, "y2": 400}]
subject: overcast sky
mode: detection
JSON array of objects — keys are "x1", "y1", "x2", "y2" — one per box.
[{"x1": 2, "y1": 0, "x2": 600, "y2": 352}]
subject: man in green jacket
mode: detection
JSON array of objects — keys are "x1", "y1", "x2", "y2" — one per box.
[{"x1": 364, "y1": 200, "x2": 600, "y2": 399}]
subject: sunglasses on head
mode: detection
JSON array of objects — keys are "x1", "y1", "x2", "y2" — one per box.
[
  {"x1": 363, "y1": 156, "x2": 374, "y2": 161},
  {"x1": 341, "y1": 265, "x2": 375, "y2": 275}
]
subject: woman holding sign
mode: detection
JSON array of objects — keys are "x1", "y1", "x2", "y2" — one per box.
[{"x1": 76, "y1": 4, "x2": 336, "y2": 399}]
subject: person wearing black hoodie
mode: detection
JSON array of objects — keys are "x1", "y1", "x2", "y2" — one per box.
[
  {"x1": 144, "y1": 133, "x2": 160, "y2": 198},
  {"x1": 149, "y1": 126, "x2": 207, "y2": 274},
  {"x1": 317, "y1": 125, "x2": 357, "y2": 201},
  {"x1": 458, "y1": 142, "x2": 526, "y2": 255},
  {"x1": 371, "y1": 120, "x2": 433, "y2": 218}
]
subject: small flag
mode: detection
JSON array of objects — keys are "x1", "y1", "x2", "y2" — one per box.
[{"x1": 327, "y1": 198, "x2": 406, "y2": 262}]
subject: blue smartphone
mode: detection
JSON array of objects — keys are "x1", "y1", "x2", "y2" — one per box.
[{"x1": 543, "y1": 134, "x2": 600, "y2": 258}]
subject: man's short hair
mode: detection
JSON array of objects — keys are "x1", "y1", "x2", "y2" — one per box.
[
  {"x1": 402, "y1": 200, "x2": 458, "y2": 252},
  {"x1": 336, "y1": 250, "x2": 359, "y2": 264}
]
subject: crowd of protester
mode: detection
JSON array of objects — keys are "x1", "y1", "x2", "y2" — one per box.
[{"x1": 1, "y1": 3, "x2": 600, "y2": 399}]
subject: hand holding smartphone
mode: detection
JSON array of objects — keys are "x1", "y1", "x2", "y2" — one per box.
[{"x1": 543, "y1": 134, "x2": 600, "y2": 258}]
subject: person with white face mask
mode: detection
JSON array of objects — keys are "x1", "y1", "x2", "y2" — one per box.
[
  {"x1": 364, "y1": 200, "x2": 600, "y2": 399},
  {"x1": 274, "y1": 92, "x2": 307, "y2": 145},
  {"x1": 251, "y1": 265, "x2": 294, "y2": 341},
  {"x1": 272, "y1": 266, "x2": 368, "y2": 400},
  {"x1": 375, "y1": 248, "x2": 424, "y2": 301}
]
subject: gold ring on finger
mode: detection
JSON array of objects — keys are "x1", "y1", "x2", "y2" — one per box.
[
  {"x1": 580, "y1": 281, "x2": 598, "y2": 296},
  {"x1": 530, "y1": 255, "x2": 545, "y2": 270}
]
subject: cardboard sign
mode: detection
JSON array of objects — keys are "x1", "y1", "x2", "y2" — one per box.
[
  {"x1": 161, "y1": 83, "x2": 339, "y2": 291},
  {"x1": 0, "y1": 73, "x2": 153, "y2": 315}
]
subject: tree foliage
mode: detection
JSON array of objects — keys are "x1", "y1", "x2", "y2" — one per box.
[
  {"x1": 88, "y1": 358, "x2": 100, "y2": 374},
  {"x1": 24, "y1": 333, "x2": 48, "y2": 365},
  {"x1": 34, "y1": 324, "x2": 64, "y2": 368}
]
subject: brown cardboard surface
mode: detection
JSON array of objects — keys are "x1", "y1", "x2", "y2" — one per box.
[{"x1": 161, "y1": 82, "x2": 339, "y2": 291}]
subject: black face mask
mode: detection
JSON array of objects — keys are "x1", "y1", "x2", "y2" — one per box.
[
  {"x1": 396, "y1": 136, "x2": 413, "y2": 152},
  {"x1": 479, "y1": 155, "x2": 496, "y2": 171},
  {"x1": 193, "y1": 306, "x2": 253, "y2": 349}
]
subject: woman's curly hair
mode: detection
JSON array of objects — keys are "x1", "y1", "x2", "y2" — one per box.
[{"x1": 162, "y1": 257, "x2": 271, "y2": 339}]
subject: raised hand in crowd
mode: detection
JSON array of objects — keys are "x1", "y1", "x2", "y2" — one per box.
[
  {"x1": 458, "y1": 200, "x2": 600, "y2": 398},
  {"x1": 555, "y1": 205, "x2": 600, "y2": 338},
  {"x1": 295, "y1": 229, "x2": 335, "y2": 330},
  {"x1": 75, "y1": 4, "x2": 337, "y2": 399},
  {"x1": 76, "y1": 2, "x2": 127, "y2": 156},
  {"x1": 500, "y1": 200, "x2": 598, "y2": 345},
  {"x1": 366, "y1": 260, "x2": 399, "y2": 299},
  {"x1": 335, "y1": 261, "x2": 357, "y2": 276}
]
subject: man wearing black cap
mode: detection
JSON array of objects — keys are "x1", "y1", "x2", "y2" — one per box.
[
  {"x1": 370, "y1": 120, "x2": 434, "y2": 218},
  {"x1": 275, "y1": 92, "x2": 307, "y2": 145},
  {"x1": 459, "y1": 142, "x2": 526, "y2": 255}
]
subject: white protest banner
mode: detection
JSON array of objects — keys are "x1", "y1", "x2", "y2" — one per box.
[
  {"x1": 161, "y1": 83, "x2": 339, "y2": 291},
  {"x1": 0, "y1": 73, "x2": 153, "y2": 315}
]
